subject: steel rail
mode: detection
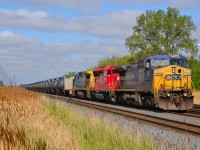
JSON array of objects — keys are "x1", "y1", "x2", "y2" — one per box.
[
  {"x1": 168, "y1": 110, "x2": 200, "y2": 118},
  {"x1": 44, "y1": 93, "x2": 200, "y2": 137}
]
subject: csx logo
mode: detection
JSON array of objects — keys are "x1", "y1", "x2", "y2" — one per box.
[{"x1": 166, "y1": 74, "x2": 181, "y2": 80}]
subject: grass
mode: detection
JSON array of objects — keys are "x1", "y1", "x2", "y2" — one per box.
[
  {"x1": 0, "y1": 87, "x2": 75, "y2": 149},
  {"x1": 44, "y1": 101, "x2": 159, "y2": 150},
  {"x1": 0, "y1": 117, "x2": 47, "y2": 150},
  {"x1": 0, "y1": 87, "x2": 162, "y2": 149}
]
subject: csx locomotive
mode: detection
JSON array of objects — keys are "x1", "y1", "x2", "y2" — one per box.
[{"x1": 22, "y1": 54, "x2": 194, "y2": 110}]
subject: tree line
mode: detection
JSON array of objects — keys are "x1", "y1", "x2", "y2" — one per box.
[{"x1": 96, "y1": 7, "x2": 200, "y2": 89}]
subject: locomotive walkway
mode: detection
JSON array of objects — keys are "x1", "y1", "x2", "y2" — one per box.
[{"x1": 45, "y1": 93, "x2": 200, "y2": 137}]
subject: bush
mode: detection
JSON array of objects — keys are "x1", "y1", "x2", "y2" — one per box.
[{"x1": 192, "y1": 60, "x2": 200, "y2": 90}]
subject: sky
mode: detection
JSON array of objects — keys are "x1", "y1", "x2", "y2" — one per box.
[{"x1": 0, "y1": 0, "x2": 199, "y2": 85}]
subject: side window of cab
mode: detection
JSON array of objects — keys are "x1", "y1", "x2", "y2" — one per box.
[
  {"x1": 107, "y1": 70, "x2": 111, "y2": 76},
  {"x1": 146, "y1": 59, "x2": 150, "y2": 69}
]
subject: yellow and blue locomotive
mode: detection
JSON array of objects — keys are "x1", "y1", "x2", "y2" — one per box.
[{"x1": 115, "y1": 54, "x2": 193, "y2": 110}]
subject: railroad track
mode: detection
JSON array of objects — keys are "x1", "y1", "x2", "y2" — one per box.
[
  {"x1": 168, "y1": 109, "x2": 200, "y2": 118},
  {"x1": 166, "y1": 104, "x2": 200, "y2": 118},
  {"x1": 194, "y1": 104, "x2": 200, "y2": 109},
  {"x1": 44, "y1": 93, "x2": 200, "y2": 137}
]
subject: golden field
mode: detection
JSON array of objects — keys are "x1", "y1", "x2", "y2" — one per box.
[
  {"x1": 0, "y1": 87, "x2": 75, "y2": 149},
  {"x1": 194, "y1": 91, "x2": 200, "y2": 105}
]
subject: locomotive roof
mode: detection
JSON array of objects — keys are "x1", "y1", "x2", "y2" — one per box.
[{"x1": 146, "y1": 54, "x2": 186, "y2": 61}]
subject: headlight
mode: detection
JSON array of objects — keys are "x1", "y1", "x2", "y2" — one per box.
[
  {"x1": 183, "y1": 93, "x2": 187, "y2": 96},
  {"x1": 172, "y1": 67, "x2": 176, "y2": 73},
  {"x1": 184, "y1": 72, "x2": 191, "y2": 76},
  {"x1": 155, "y1": 73, "x2": 163, "y2": 76}
]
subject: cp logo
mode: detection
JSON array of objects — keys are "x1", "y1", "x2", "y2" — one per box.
[{"x1": 166, "y1": 74, "x2": 181, "y2": 80}]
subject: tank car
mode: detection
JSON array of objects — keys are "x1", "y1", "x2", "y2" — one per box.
[{"x1": 57, "y1": 76, "x2": 74, "y2": 96}]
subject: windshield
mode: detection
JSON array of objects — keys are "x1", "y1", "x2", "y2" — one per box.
[
  {"x1": 170, "y1": 59, "x2": 185, "y2": 67},
  {"x1": 112, "y1": 70, "x2": 118, "y2": 74},
  {"x1": 151, "y1": 59, "x2": 169, "y2": 67}
]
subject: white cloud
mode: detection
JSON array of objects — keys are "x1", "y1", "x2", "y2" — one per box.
[
  {"x1": 171, "y1": 0, "x2": 200, "y2": 9},
  {"x1": 193, "y1": 20, "x2": 200, "y2": 40},
  {"x1": 1, "y1": 0, "x2": 199, "y2": 12},
  {"x1": 0, "y1": 9, "x2": 65, "y2": 32},
  {"x1": 15, "y1": 9, "x2": 48, "y2": 18},
  {"x1": 5, "y1": 0, "x2": 164, "y2": 12},
  {"x1": 66, "y1": 10, "x2": 142, "y2": 37},
  {"x1": 0, "y1": 31, "x2": 129, "y2": 84},
  {"x1": 0, "y1": 9, "x2": 142, "y2": 37},
  {"x1": 0, "y1": 31, "x2": 14, "y2": 37}
]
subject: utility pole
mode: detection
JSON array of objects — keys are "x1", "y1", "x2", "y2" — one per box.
[{"x1": 13, "y1": 75, "x2": 16, "y2": 87}]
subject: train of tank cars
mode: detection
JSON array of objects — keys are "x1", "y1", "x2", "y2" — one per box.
[{"x1": 22, "y1": 54, "x2": 194, "y2": 110}]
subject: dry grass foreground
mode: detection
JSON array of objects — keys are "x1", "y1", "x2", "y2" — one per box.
[
  {"x1": 194, "y1": 91, "x2": 200, "y2": 105},
  {"x1": 0, "y1": 87, "x2": 75, "y2": 150},
  {"x1": 0, "y1": 87, "x2": 160, "y2": 150}
]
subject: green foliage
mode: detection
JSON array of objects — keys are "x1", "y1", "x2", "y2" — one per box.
[
  {"x1": 186, "y1": 56, "x2": 198, "y2": 69},
  {"x1": 192, "y1": 60, "x2": 200, "y2": 90},
  {"x1": 95, "y1": 55, "x2": 135, "y2": 68},
  {"x1": 126, "y1": 7, "x2": 198, "y2": 61},
  {"x1": 65, "y1": 72, "x2": 76, "y2": 77}
]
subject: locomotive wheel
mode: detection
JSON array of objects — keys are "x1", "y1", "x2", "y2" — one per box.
[
  {"x1": 90, "y1": 92, "x2": 96, "y2": 100},
  {"x1": 117, "y1": 95, "x2": 125, "y2": 104},
  {"x1": 111, "y1": 97, "x2": 118, "y2": 104},
  {"x1": 75, "y1": 91, "x2": 78, "y2": 98},
  {"x1": 84, "y1": 91, "x2": 87, "y2": 99},
  {"x1": 104, "y1": 94, "x2": 110, "y2": 101}
]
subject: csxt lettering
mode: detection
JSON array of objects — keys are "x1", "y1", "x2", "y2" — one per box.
[{"x1": 166, "y1": 74, "x2": 181, "y2": 80}]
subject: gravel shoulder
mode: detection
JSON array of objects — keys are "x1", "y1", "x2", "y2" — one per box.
[{"x1": 46, "y1": 96, "x2": 200, "y2": 150}]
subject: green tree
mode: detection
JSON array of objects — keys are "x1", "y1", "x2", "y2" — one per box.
[
  {"x1": 186, "y1": 56, "x2": 198, "y2": 69},
  {"x1": 192, "y1": 60, "x2": 200, "y2": 90},
  {"x1": 65, "y1": 72, "x2": 76, "y2": 77},
  {"x1": 125, "y1": 7, "x2": 198, "y2": 61},
  {"x1": 95, "y1": 55, "x2": 134, "y2": 68}
]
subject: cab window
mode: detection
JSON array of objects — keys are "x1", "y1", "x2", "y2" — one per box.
[
  {"x1": 170, "y1": 59, "x2": 186, "y2": 67},
  {"x1": 151, "y1": 59, "x2": 169, "y2": 67},
  {"x1": 107, "y1": 70, "x2": 111, "y2": 76},
  {"x1": 112, "y1": 70, "x2": 118, "y2": 74}
]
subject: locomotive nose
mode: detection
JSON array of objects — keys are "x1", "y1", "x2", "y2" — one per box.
[{"x1": 163, "y1": 66, "x2": 183, "y2": 89}]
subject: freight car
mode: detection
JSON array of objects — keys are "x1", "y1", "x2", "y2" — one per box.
[
  {"x1": 22, "y1": 76, "x2": 74, "y2": 96},
  {"x1": 21, "y1": 54, "x2": 194, "y2": 110},
  {"x1": 56, "y1": 76, "x2": 74, "y2": 96}
]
